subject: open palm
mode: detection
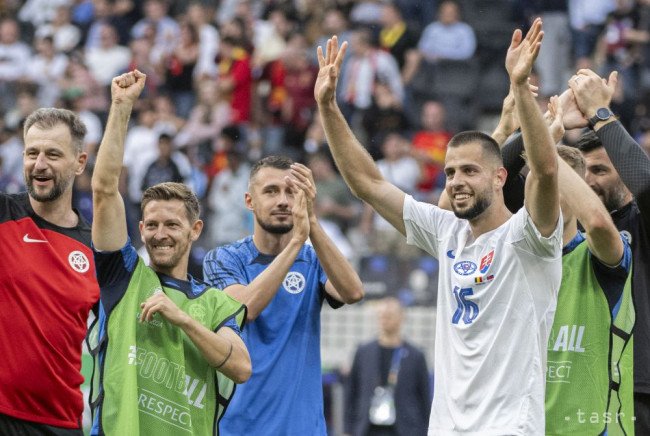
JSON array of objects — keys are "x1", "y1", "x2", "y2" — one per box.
[
  {"x1": 314, "y1": 36, "x2": 347, "y2": 105},
  {"x1": 506, "y1": 18, "x2": 543, "y2": 85}
]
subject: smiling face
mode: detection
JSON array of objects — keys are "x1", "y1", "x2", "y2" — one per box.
[
  {"x1": 444, "y1": 142, "x2": 502, "y2": 221},
  {"x1": 140, "y1": 199, "x2": 202, "y2": 276},
  {"x1": 247, "y1": 166, "x2": 295, "y2": 235},
  {"x1": 23, "y1": 123, "x2": 86, "y2": 203},
  {"x1": 582, "y1": 147, "x2": 631, "y2": 212}
]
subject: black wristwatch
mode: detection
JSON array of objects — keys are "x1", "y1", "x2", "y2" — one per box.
[{"x1": 588, "y1": 107, "x2": 614, "y2": 128}]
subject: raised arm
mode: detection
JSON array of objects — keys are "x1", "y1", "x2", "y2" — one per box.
[
  {"x1": 315, "y1": 36, "x2": 407, "y2": 235},
  {"x1": 506, "y1": 19, "x2": 560, "y2": 236},
  {"x1": 92, "y1": 71, "x2": 146, "y2": 251},
  {"x1": 288, "y1": 163, "x2": 364, "y2": 304}
]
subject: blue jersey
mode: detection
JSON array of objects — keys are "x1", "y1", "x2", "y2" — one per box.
[{"x1": 203, "y1": 236, "x2": 339, "y2": 436}]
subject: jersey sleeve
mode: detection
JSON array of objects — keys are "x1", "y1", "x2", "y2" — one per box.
[
  {"x1": 511, "y1": 205, "x2": 563, "y2": 259},
  {"x1": 403, "y1": 194, "x2": 454, "y2": 258},
  {"x1": 93, "y1": 239, "x2": 139, "y2": 287},
  {"x1": 590, "y1": 234, "x2": 632, "y2": 314},
  {"x1": 203, "y1": 246, "x2": 247, "y2": 289}
]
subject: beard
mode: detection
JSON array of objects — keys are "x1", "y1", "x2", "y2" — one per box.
[
  {"x1": 26, "y1": 174, "x2": 68, "y2": 202},
  {"x1": 599, "y1": 183, "x2": 628, "y2": 212},
  {"x1": 256, "y1": 215, "x2": 293, "y2": 234},
  {"x1": 452, "y1": 193, "x2": 491, "y2": 220}
]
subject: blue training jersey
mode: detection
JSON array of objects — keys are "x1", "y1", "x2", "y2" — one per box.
[{"x1": 203, "y1": 236, "x2": 337, "y2": 436}]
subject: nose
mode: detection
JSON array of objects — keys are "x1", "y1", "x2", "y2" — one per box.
[{"x1": 33, "y1": 152, "x2": 48, "y2": 170}]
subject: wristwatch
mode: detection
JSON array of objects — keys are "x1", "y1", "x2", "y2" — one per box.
[{"x1": 588, "y1": 107, "x2": 614, "y2": 128}]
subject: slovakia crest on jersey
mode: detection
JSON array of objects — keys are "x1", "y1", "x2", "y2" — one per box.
[
  {"x1": 453, "y1": 261, "x2": 477, "y2": 276},
  {"x1": 480, "y1": 250, "x2": 494, "y2": 274}
]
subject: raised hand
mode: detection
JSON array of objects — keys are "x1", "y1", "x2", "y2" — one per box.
[
  {"x1": 315, "y1": 35, "x2": 348, "y2": 106},
  {"x1": 546, "y1": 95, "x2": 565, "y2": 144},
  {"x1": 111, "y1": 70, "x2": 146, "y2": 107},
  {"x1": 492, "y1": 81, "x2": 539, "y2": 145},
  {"x1": 287, "y1": 163, "x2": 317, "y2": 219},
  {"x1": 557, "y1": 88, "x2": 588, "y2": 129},
  {"x1": 290, "y1": 188, "x2": 310, "y2": 243},
  {"x1": 506, "y1": 18, "x2": 544, "y2": 85},
  {"x1": 568, "y1": 69, "x2": 618, "y2": 117}
]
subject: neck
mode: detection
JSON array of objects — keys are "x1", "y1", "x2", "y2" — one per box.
[
  {"x1": 378, "y1": 332, "x2": 402, "y2": 347},
  {"x1": 468, "y1": 203, "x2": 512, "y2": 240},
  {"x1": 252, "y1": 228, "x2": 293, "y2": 255},
  {"x1": 29, "y1": 192, "x2": 79, "y2": 228},
  {"x1": 153, "y1": 259, "x2": 189, "y2": 281}
]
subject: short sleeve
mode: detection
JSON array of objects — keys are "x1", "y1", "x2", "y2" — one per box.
[
  {"x1": 403, "y1": 194, "x2": 455, "y2": 258},
  {"x1": 511, "y1": 206, "x2": 563, "y2": 259},
  {"x1": 203, "y1": 246, "x2": 247, "y2": 289},
  {"x1": 93, "y1": 238, "x2": 139, "y2": 287}
]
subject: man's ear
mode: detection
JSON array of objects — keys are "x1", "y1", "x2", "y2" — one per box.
[
  {"x1": 191, "y1": 219, "x2": 204, "y2": 241},
  {"x1": 495, "y1": 167, "x2": 508, "y2": 189},
  {"x1": 75, "y1": 152, "x2": 88, "y2": 176},
  {"x1": 245, "y1": 192, "x2": 253, "y2": 211}
]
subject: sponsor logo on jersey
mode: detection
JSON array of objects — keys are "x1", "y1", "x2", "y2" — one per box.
[
  {"x1": 22, "y1": 233, "x2": 47, "y2": 243},
  {"x1": 479, "y1": 250, "x2": 494, "y2": 274},
  {"x1": 188, "y1": 304, "x2": 207, "y2": 324},
  {"x1": 283, "y1": 271, "x2": 306, "y2": 294},
  {"x1": 68, "y1": 250, "x2": 90, "y2": 273},
  {"x1": 446, "y1": 250, "x2": 455, "y2": 259},
  {"x1": 453, "y1": 260, "x2": 477, "y2": 276},
  {"x1": 621, "y1": 230, "x2": 632, "y2": 245}
]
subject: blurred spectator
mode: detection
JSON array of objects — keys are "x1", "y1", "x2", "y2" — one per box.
[
  {"x1": 569, "y1": 0, "x2": 616, "y2": 69},
  {"x1": 416, "y1": 0, "x2": 476, "y2": 62},
  {"x1": 162, "y1": 21, "x2": 199, "y2": 118},
  {"x1": 350, "y1": 0, "x2": 385, "y2": 27},
  {"x1": 131, "y1": 0, "x2": 179, "y2": 63},
  {"x1": 360, "y1": 133, "x2": 422, "y2": 259},
  {"x1": 85, "y1": 22, "x2": 131, "y2": 85},
  {"x1": 410, "y1": 101, "x2": 452, "y2": 197},
  {"x1": 312, "y1": 8, "x2": 352, "y2": 66},
  {"x1": 344, "y1": 297, "x2": 431, "y2": 436},
  {"x1": 217, "y1": 35, "x2": 252, "y2": 125},
  {"x1": 35, "y1": 5, "x2": 81, "y2": 53},
  {"x1": 0, "y1": 123, "x2": 25, "y2": 194},
  {"x1": 308, "y1": 151, "x2": 360, "y2": 234},
  {"x1": 186, "y1": 1, "x2": 219, "y2": 79},
  {"x1": 0, "y1": 18, "x2": 31, "y2": 111},
  {"x1": 378, "y1": 3, "x2": 420, "y2": 70},
  {"x1": 26, "y1": 36, "x2": 69, "y2": 107},
  {"x1": 206, "y1": 148, "x2": 251, "y2": 247},
  {"x1": 126, "y1": 36, "x2": 162, "y2": 94},
  {"x1": 204, "y1": 124, "x2": 243, "y2": 182},
  {"x1": 18, "y1": 0, "x2": 71, "y2": 28},
  {"x1": 338, "y1": 27, "x2": 403, "y2": 134},
  {"x1": 140, "y1": 132, "x2": 185, "y2": 190},
  {"x1": 175, "y1": 78, "x2": 232, "y2": 164},
  {"x1": 393, "y1": 0, "x2": 437, "y2": 34},
  {"x1": 60, "y1": 90, "x2": 103, "y2": 163},
  {"x1": 362, "y1": 81, "x2": 410, "y2": 160},
  {"x1": 153, "y1": 93, "x2": 185, "y2": 133},
  {"x1": 518, "y1": 0, "x2": 571, "y2": 97},
  {"x1": 4, "y1": 89, "x2": 38, "y2": 131},
  {"x1": 84, "y1": 0, "x2": 115, "y2": 50},
  {"x1": 58, "y1": 51, "x2": 109, "y2": 113}
]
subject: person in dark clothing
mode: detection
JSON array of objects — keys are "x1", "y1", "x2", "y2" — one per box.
[
  {"x1": 345, "y1": 298, "x2": 432, "y2": 436},
  {"x1": 141, "y1": 133, "x2": 184, "y2": 191}
]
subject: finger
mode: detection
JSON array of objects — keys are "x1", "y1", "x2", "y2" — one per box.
[
  {"x1": 134, "y1": 69, "x2": 147, "y2": 82},
  {"x1": 576, "y1": 68, "x2": 598, "y2": 78},
  {"x1": 525, "y1": 17, "x2": 541, "y2": 43},
  {"x1": 335, "y1": 41, "x2": 348, "y2": 70},
  {"x1": 326, "y1": 38, "x2": 332, "y2": 65},
  {"x1": 330, "y1": 35, "x2": 338, "y2": 61},
  {"x1": 607, "y1": 70, "x2": 618, "y2": 92},
  {"x1": 509, "y1": 28, "x2": 523, "y2": 50},
  {"x1": 317, "y1": 45, "x2": 325, "y2": 68}
]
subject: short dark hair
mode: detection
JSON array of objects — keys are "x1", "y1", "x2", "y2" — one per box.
[
  {"x1": 24, "y1": 108, "x2": 87, "y2": 154},
  {"x1": 447, "y1": 131, "x2": 503, "y2": 165},
  {"x1": 250, "y1": 155, "x2": 294, "y2": 181},
  {"x1": 141, "y1": 182, "x2": 200, "y2": 222},
  {"x1": 574, "y1": 130, "x2": 603, "y2": 153}
]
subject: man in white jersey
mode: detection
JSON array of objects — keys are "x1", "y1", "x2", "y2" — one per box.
[{"x1": 316, "y1": 20, "x2": 562, "y2": 435}]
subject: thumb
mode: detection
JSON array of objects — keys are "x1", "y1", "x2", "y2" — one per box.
[{"x1": 607, "y1": 71, "x2": 618, "y2": 93}]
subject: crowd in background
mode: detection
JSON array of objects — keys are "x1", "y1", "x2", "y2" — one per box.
[{"x1": 2, "y1": 0, "x2": 650, "y2": 283}]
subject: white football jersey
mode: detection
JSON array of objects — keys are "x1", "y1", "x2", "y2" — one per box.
[{"x1": 403, "y1": 195, "x2": 562, "y2": 436}]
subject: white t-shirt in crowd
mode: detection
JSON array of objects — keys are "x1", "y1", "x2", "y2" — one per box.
[{"x1": 403, "y1": 195, "x2": 562, "y2": 436}]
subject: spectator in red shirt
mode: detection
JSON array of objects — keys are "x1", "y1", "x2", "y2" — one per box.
[{"x1": 217, "y1": 36, "x2": 252, "y2": 125}]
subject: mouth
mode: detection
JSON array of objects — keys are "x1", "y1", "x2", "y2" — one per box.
[
  {"x1": 453, "y1": 193, "x2": 472, "y2": 202},
  {"x1": 31, "y1": 174, "x2": 53, "y2": 185}
]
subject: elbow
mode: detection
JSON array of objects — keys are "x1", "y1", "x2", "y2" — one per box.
[
  {"x1": 582, "y1": 210, "x2": 615, "y2": 235},
  {"x1": 342, "y1": 287, "x2": 365, "y2": 304},
  {"x1": 232, "y1": 359, "x2": 252, "y2": 384}
]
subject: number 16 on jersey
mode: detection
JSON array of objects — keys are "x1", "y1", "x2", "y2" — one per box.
[{"x1": 452, "y1": 286, "x2": 479, "y2": 325}]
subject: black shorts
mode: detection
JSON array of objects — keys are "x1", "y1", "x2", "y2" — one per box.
[{"x1": 0, "y1": 413, "x2": 82, "y2": 436}]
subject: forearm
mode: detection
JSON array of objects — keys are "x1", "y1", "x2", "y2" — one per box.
[
  {"x1": 595, "y1": 120, "x2": 650, "y2": 197},
  {"x1": 309, "y1": 219, "x2": 363, "y2": 303},
  {"x1": 92, "y1": 103, "x2": 132, "y2": 193},
  {"x1": 513, "y1": 83, "x2": 557, "y2": 177},
  {"x1": 227, "y1": 239, "x2": 304, "y2": 320},
  {"x1": 318, "y1": 101, "x2": 384, "y2": 200},
  {"x1": 179, "y1": 319, "x2": 251, "y2": 383}
]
